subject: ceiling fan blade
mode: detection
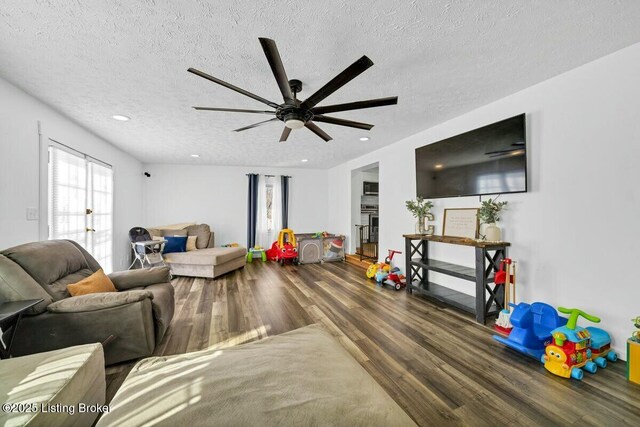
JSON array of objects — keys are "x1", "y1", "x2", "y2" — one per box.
[
  {"x1": 280, "y1": 127, "x2": 291, "y2": 143},
  {"x1": 193, "y1": 107, "x2": 275, "y2": 114},
  {"x1": 305, "y1": 122, "x2": 332, "y2": 142},
  {"x1": 313, "y1": 115, "x2": 374, "y2": 130},
  {"x1": 301, "y1": 56, "x2": 374, "y2": 110},
  {"x1": 258, "y1": 38, "x2": 294, "y2": 103},
  {"x1": 233, "y1": 118, "x2": 279, "y2": 132},
  {"x1": 311, "y1": 96, "x2": 398, "y2": 115},
  {"x1": 188, "y1": 68, "x2": 280, "y2": 109}
]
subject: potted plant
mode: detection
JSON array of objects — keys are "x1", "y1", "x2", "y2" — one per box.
[
  {"x1": 477, "y1": 197, "x2": 508, "y2": 241},
  {"x1": 405, "y1": 197, "x2": 434, "y2": 234}
]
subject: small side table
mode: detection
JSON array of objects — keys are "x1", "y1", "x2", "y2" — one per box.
[{"x1": 0, "y1": 299, "x2": 43, "y2": 359}]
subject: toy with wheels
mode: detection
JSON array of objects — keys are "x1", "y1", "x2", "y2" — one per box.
[
  {"x1": 365, "y1": 250, "x2": 397, "y2": 280},
  {"x1": 375, "y1": 266, "x2": 406, "y2": 290},
  {"x1": 268, "y1": 228, "x2": 299, "y2": 266},
  {"x1": 493, "y1": 302, "x2": 567, "y2": 360},
  {"x1": 246, "y1": 246, "x2": 267, "y2": 263},
  {"x1": 373, "y1": 250, "x2": 406, "y2": 291},
  {"x1": 265, "y1": 241, "x2": 279, "y2": 261},
  {"x1": 541, "y1": 307, "x2": 617, "y2": 380},
  {"x1": 366, "y1": 263, "x2": 380, "y2": 279}
]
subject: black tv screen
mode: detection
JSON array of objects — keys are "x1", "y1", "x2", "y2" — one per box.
[{"x1": 416, "y1": 114, "x2": 527, "y2": 199}]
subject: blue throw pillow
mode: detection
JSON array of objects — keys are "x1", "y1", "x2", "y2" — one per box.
[{"x1": 163, "y1": 236, "x2": 188, "y2": 254}]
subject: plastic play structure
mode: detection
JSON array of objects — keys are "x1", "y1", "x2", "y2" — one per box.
[
  {"x1": 246, "y1": 246, "x2": 267, "y2": 263},
  {"x1": 266, "y1": 228, "x2": 299, "y2": 265},
  {"x1": 494, "y1": 303, "x2": 618, "y2": 381},
  {"x1": 493, "y1": 302, "x2": 567, "y2": 360},
  {"x1": 541, "y1": 307, "x2": 617, "y2": 380}
]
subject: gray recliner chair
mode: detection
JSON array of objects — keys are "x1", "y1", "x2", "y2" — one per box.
[{"x1": 0, "y1": 240, "x2": 175, "y2": 365}]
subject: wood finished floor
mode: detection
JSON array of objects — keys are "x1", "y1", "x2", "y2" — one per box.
[{"x1": 106, "y1": 261, "x2": 640, "y2": 426}]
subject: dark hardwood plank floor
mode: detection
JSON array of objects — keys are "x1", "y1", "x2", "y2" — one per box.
[{"x1": 106, "y1": 261, "x2": 640, "y2": 426}]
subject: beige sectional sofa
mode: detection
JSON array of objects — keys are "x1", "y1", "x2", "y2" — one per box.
[
  {"x1": 1, "y1": 343, "x2": 106, "y2": 427},
  {"x1": 147, "y1": 223, "x2": 246, "y2": 279},
  {"x1": 97, "y1": 325, "x2": 416, "y2": 426}
]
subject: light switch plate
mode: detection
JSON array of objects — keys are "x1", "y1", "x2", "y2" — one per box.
[{"x1": 26, "y1": 207, "x2": 39, "y2": 221}]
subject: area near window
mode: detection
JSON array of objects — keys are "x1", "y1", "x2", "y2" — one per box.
[{"x1": 48, "y1": 142, "x2": 114, "y2": 272}]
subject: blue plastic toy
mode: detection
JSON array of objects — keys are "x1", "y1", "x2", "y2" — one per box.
[{"x1": 494, "y1": 302, "x2": 567, "y2": 360}]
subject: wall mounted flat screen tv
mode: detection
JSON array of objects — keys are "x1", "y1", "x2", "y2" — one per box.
[{"x1": 415, "y1": 114, "x2": 527, "y2": 199}]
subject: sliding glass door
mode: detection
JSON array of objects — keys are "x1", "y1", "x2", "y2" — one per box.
[{"x1": 48, "y1": 144, "x2": 114, "y2": 272}]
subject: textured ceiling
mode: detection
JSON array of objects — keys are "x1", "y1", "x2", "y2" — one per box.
[{"x1": 1, "y1": 1, "x2": 640, "y2": 168}]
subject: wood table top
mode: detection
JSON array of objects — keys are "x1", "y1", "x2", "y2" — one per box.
[{"x1": 403, "y1": 234, "x2": 510, "y2": 248}]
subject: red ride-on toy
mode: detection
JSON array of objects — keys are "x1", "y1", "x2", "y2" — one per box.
[
  {"x1": 374, "y1": 250, "x2": 406, "y2": 290},
  {"x1": 266, "y1": 228, "x2": 299, "y2": 266}
]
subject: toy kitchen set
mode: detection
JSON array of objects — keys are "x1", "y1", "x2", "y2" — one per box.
[{"x1": 361, "y1": 181, "x2": 379, "y2": 243}]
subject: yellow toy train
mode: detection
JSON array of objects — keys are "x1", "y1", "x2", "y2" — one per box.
[{"x1": 542, "y1": 307, "x2": 617, "y2": 380}]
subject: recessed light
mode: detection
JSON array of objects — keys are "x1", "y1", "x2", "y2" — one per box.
[
  {"x1": 112, "y1": 115, "x2": 130, "y2": 121},
  {"x1": 301, "y1": 159, "x2": 309, "y2": 163},
  {"x1": 191, "y1": 154, "x2": 200, "y2": 158},
  {"x1": 359, "y1": 137, "x2": 370, "y2": 141},
  {"x1": 435, "y1": 164, "x2": 443, "y2": 169}
]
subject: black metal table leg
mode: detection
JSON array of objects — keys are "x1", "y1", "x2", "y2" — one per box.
[
  {"x1": 475, "y1": 247, "x2": 486, "y2": 324},
  {"x1": 405, "y1": 237, "x2": 412, "y2": 294}
]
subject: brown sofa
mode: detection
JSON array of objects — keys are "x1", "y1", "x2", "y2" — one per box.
[
  {"x1": 147, "y1": 223, "x2": 246, "y2": 279},
  {"x1": 0, "y1": 240, "x2": 174, "y2": 365}
]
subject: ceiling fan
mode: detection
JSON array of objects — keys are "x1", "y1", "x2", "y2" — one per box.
[{"x1": 188, "y1": 38, "x2": 398, "y2": 142}]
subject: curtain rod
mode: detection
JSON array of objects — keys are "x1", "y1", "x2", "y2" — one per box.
[
  {"x1": 49, "y1": 138, "x2": 113, "y2": 168},
  {"x1": 246, "y1": 173, "x2": 292, "y2": 178}
]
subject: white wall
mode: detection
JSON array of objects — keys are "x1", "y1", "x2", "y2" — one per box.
[
  {"x1": 0, "y1": 76, "x2": 143, "y2": 271},
  {"x1": 142, "y1": 164, "x2": 329, "y2": 246},
  {"x1": 328, "y1": 42, "x2": 640, "y2": 358}
]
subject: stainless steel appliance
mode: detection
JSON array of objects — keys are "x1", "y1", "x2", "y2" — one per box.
[
  {"x1": 369, "y1": 214, "x2": 379, "y2": 242},
  {"x1": 360, "y1": 204, "x2": 378, "y2": 213},
  {"x1": 363, "y1": 181, "x2": 379, "y2": 195}
]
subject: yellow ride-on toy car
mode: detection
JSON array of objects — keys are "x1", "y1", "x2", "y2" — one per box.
[{"x1": 266, "y1": 228, "x2": 299, "y2": 266}]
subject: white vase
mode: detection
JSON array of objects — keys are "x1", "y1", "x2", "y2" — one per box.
[{"x1": 484, "y1": 223, "x2": 501, "y2": 241}]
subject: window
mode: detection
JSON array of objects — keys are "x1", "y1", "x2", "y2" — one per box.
[
  {"x1": 48, "y1": 143, "x2": 114, "y2": 272},
  {"x1": 266, "y1": 181, "x2": 274, "y2": 231},
  {"x1": 256, "y1": 176, "x2": 281, "y2": 247}
]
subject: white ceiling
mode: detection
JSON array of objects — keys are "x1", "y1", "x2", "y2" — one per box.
[{"x1": 2, "y1": 1, "x2": 640, "y2": 169}]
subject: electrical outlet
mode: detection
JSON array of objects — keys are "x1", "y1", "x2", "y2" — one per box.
[{"x1": 26, "y1": 207, "x2": 39, "y2": 221}]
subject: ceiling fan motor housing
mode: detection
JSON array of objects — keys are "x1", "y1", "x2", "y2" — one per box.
[{"x1": 278, "y1": 106, "x2": 313, "y2": 129}]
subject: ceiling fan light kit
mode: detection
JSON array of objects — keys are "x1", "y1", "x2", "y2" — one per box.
[{"x1": 188, "y1": 37, "x2": 398, "y2": 143}]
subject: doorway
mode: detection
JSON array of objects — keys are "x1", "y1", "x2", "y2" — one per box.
[
  {"x1": 350, "y1": 163, "x2": 379, "y2": 261},
  {"x1": 48, "y1": 142, "x2": 114, "y2": 272}
]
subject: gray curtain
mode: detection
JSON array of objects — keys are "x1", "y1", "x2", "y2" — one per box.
[
  {"x1": 247, "y1": 174, "x2": 259, "y2": 248},
  {"x1": 281, "y1": 175, "x2": 290, "y2": 228}
]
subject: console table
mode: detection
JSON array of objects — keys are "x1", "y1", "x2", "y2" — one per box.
[{"x1": 403, "y1": 234, "x2": 509, "y2": 324}]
